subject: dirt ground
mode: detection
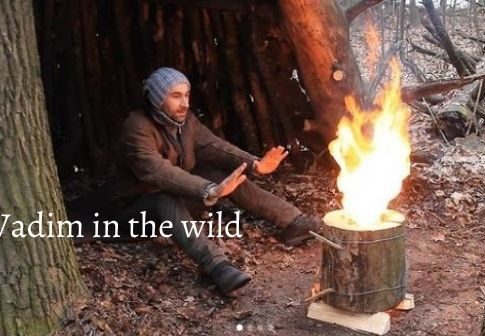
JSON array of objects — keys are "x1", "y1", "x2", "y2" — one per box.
[
  {"x1": 56, "y1": 9, "x2": 485, "y2": 336},
  {"x1": 57, "y1": 155, "x2": 485, "y2": 336}
]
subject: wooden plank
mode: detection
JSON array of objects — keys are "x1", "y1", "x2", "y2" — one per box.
[
  {"x1": 307, "y1": 302, "x2": 391, "y2": 335},
  {"x1": 394, "y1": 293, "x2": 415, "y2": 311}
]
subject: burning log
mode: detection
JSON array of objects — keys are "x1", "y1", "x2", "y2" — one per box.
[
  {"x1": 311, "y1": 55, "x2": 410, "y2": 314},
  {"x1": 319, "y1": 210, "x2": 406, "y2": 313}
]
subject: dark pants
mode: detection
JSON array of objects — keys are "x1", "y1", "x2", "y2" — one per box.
[{"x1": 114, "y1": 168, "x2": 301, "y2": 273}]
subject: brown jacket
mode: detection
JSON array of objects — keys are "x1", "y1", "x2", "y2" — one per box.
[{"x1": 116, "y1": 110, "x2": 258, "y2": 200}]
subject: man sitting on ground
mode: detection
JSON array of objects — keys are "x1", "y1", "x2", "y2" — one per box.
[{"x1": 115, "y1": 67, "x2": 319, "y2": 294}]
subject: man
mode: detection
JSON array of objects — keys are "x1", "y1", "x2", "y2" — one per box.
[{"x1": 116, "y1": 67, "x2": 319, "y2": 294}]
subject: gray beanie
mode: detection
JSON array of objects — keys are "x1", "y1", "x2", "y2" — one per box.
[{"x1": 143, "y1": 67, "x2": 191, "y2": 126}]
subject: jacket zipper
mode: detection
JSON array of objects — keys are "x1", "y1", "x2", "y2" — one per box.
[
  {"x1": 175, "y1": 126, "x2": 184, "y2": 168},
  {"x1": 164, "y1": 126, "x2": 184, "y2": 168}
]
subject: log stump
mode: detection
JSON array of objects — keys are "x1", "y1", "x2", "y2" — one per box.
[{"x1": 320, "y1": 209, "x2": 407, "y2": 313}]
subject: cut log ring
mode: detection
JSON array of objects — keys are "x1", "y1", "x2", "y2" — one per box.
[
  {"x1": 333, "y1": 69, "x2": 345, "y2": 81},
  {"x1": 320, "y1": 209, "x2": 407, "y2": 313}
]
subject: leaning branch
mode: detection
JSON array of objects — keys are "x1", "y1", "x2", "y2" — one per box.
[
  {"x1": 457, "y1": 31, "x2": 485, "y2": 45},
  {"x1": 345, "y1": 0, "x2": 385, "y2": 23},
  {"x1": 422, "y1": 0, "x2": 472, "y2": 76},
  {"x1": 401, "y1": 73, "x2": 485, "y2": 103},
  {"x1": 364, "y1": 42, "x2": 401, "y2": 106},
  {"x1": 410, "y1": 41, "x2": 449, "y2": 62}
]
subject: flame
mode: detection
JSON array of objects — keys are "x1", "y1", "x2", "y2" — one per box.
[
  {"x1": 329, "y1": 58, "x2": 411, "y2": 227},
  {"x1": 364, "y1": 19, "x2": 381, "y2": 79}
]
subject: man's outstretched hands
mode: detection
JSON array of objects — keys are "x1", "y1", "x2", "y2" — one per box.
[
  {"x1": 214, "y1": 162, "x2": 247, "y2": 197},
  {"x1": 253, "y1": 146, "x2": 289, "y2": 175},
  {"x1": 204, "y1": 146, "x2": 287, "y2": 206},
  {"x1": 206, "y1": 163, "x2": 247, "y2": 204}
]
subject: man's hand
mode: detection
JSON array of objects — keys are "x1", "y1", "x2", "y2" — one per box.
[
  {"x1": 208, "y1": 163, "x2": 247, "y2": 199},
  {"x1": 253, "y1": 146, "x2": 288, "y2": 175}
]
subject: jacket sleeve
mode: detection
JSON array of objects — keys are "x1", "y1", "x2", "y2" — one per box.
[
  {"x1": 121, "y1": 122, "x2": 214, "y2": 200},
  {"x1": 193, "y1": 117, "x2": 259, "y2": 172}
]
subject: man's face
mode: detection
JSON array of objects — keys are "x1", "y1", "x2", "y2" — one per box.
[{"x1": 161, "y1": 83, "x2": 190, "y2": 123}]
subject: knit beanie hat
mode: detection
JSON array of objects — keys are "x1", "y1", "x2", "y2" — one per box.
[{"x1": 143, "y1": 67, "x2": 191, "y2": 127}]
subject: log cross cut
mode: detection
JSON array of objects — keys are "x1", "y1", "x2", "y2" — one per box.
[{"x1": 312, "y1": 210, "x2": 407, "y2": 313}]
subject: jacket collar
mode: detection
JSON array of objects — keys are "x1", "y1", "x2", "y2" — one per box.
[{"x1": 145, "y1": 103, "x2": 186, "y2": 129}]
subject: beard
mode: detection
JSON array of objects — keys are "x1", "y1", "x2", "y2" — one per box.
[
  {"x1": 174, "y1": 107, "x2": 188, "y2": 122},
  {"x1": 162, "y1": 106, "x2": 188, "y2": 123}
]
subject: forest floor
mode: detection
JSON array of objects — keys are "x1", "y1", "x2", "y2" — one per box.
[{"x1": 56, "y1": 10, "x2": 485, "y2": 336}]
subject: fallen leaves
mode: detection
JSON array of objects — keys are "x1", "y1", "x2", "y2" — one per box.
[
  {"x1": 431, "y1": 232, "x2": 446, "y2": 242},
  {"x1": 58, "y1": 25, "x2": 485, "y2": 334}
]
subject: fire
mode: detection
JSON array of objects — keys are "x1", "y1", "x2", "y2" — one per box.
[{"x1": 329, "y1": 58, "x2": 411, "y2": 227}]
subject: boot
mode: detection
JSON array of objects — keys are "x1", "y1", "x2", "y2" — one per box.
[
  {"x1": 281, "y1": 214, "x2": 320, "y2": 246},
  {"x1": 209, "y1": 261, "x2": 252, "y2": 294}
]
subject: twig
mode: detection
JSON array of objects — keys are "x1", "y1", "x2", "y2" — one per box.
[
  {"x1": 409, "y1": 41, "x2": 449, "y2": 62},
  {"x1": 305, "y1": 288, "x2": 335, "y2": 302},
  {"x1": 364, "y1": 42, "x2": 401, "y2": 106},
  {"x1": 480, "y1": 286, "x2": 485, "y2": 297},
  {"x1": 423, "y1": 33, "x2": 443, "y2": 49},
  {"x1": 407, "y1": 101, "x2": 431, "y2": 114},
  {"x1": 345, "y1": 0, "x2": 385, "y2": 23},
  {"x1": 309, "y1": 231, "x2": 343, "y2": 250},
  {"x1": 397, "y1": 0, "x2": 406, "y2": 43},
  {"x1": 401, "y1": 38, "x2": 428, "y2": 83},
  {"x1": 456, "y1": 31, "x2": 485, "y2": 45},
  {"x1": 468, "y1": 79, "x2": 484, "y2": 136},
  {"x1": 422, "y1": 99, "x2": 451, "y2": 146}
]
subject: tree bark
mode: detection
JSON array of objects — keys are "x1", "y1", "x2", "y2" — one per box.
[
  {"x1": 221, "y1": 12, "x2": 261, "y2": 153},
  {"x1": 320, "y1": 211, "x2": 406, "y2": 313},
  {"x1": 0, "y1": 1, "x2": 87, "y2": 334},
  {"x1": 278, "y1": 0, "x2": 365, "y2": 147},
  {"x1": 409, "y1": 0, "x2": 420, "y2": 26},
  {"x1": 248, "y1": 3, "x2": 310, "y2": 150}
]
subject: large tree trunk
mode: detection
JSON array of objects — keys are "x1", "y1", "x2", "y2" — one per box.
[
  {"x1": 278, "y1": 0, "x2": 366, "y2": 148},
  {"x1": 0, "y1": 1, "x2": 87, "y2": 335}
]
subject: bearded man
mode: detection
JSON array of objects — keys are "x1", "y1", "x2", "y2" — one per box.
[{"x1": 115, "y1": 67, "x2": 319, "y2": 294}]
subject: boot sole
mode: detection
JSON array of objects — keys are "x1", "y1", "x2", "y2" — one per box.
[
  {"x1": 283, "y1": 233, "x2": 314, "y2": 247},
  {"x1": 220, "y1": 274, "x2": 252, "y2": 294}
]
